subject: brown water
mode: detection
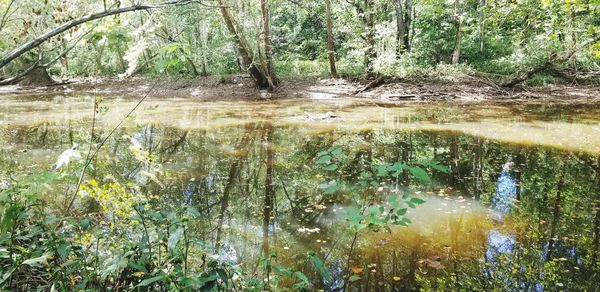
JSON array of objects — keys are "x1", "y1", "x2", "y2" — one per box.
[{"x1": 1, "y1": 93, "x2": 600, "y2": 290}]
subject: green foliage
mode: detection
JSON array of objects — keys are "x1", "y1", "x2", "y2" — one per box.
[
  {"x1": 315, "y1": 147, "x2": 448, "y2": 233},
  {"x1": 0, "y1": 174, "x2": 238, "y2": 290},
  {"x1": 2, "y1": 0, "x2": 599, "y2": 82}
]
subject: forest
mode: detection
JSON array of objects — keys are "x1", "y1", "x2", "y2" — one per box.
[
  {"x1": 1, "y1": 0, "x2": 600, "y2": 291},
  {"x1": 0, "y1": 0, "x2": 599, "y2": 88}
]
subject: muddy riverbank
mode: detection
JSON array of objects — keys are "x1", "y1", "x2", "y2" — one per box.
[{"x1": 2, "y1": 76, "x2": 600, "y2": 104}]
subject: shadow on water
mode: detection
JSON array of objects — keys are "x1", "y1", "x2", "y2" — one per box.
[{"x1": 1, "y1": 95, "x2": 600, "y2": 290}]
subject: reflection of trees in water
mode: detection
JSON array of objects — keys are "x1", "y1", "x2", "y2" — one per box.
[
  {"x1": 2, "y1": 123, "x2": 600, "y2": 289},
  {"x1": 485, "y1": 162, "x2": 517, "y2": 285}
]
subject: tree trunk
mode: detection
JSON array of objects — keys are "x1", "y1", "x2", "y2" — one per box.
[
  {"x1": 592, "y1": 156, "x2": 600, "y2": 267},
  {"x1": 0, "y1": 1, "x2": 190, "y2": 70},
  {"x1": 218, "y1": 0, "x2": 269, "y2": 89},
  {"x1": 18, "y1": 67, "x2": 54, "y2": 86},
  {"x1": 261, "y1": 0, "x2": 277, "y2": 91},
  {"x1": 365, "y1": 0, "x2": 376, "y2": 77},
  {"x1": 547, "y1": 178, "x2": 564, "y2": 258},
  {"x1": 215, "y1": 125, "x2": 256, "y2": 252},
  {"x1": 478, "y1": 0, "x2": 486, "y2": 52},
  {"x1": 325, "y1": 0, "x2": 338, "y2": 77},
  {"x1": 262, "y1": 124, "x2": 275, "y2": 258},
  {"x1": 396, "y1": 0, "x2": 412, "y2": 55},
  {"x1": 451, "y1": 0, "x2": 463, "y2": 64},
  {"x1": 396, "y1": 0, "x2": 405, "y2": 55},
  {"x1": 0, "y1": 28, "x2": 90, "y2": 85}
]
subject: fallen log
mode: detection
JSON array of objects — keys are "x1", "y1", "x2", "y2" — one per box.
[
  {"x1": 354, "y1": 76, "x2": 390, "y2": 94},
  {"x1": 502, "y1": 34, "x2": 600, "y2": 88}
]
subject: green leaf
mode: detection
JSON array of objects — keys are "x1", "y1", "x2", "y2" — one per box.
[
  {"x1": 319, "y1": 180, "x2": 338, "y2": 194},
  {"x1": 349, "y1": 275, "x2": 361, "y2": 282},
  {"x1": 168, "y1": 227, "x2": 185, "y2": 251},
  {"x1": 409, "y1": 198, "x2": 426, "y2": 205},
  {"x1": 273, "y1": 264, "x2": 292, "y2": 277},
  {"x1": 197, "y1": 272, "x2": 219, "y2": 286},
  {"x1": 316, "y1": 155, "x2": 332, "y2": 164},
  {"x1": 419, "y1": 160, "x2": 450, "y2": 173},
  {"x1": 330, "y1": 147, "x2": 343, "y2": 155},
  {"x1": 57, "y1": 243, "x2": 70, "y2": 258},
  {"x1": 396, "y1": 208, "x2": 408, "y2": 216},
  {"x1": 409, "y1": 167, "x2": 430, "y2": 182},
  {"x1": 309, "y1": 254, "x2": 332, "y2": 282},
  {"x1": 294, "y1": 270, "x2": 310, "y2": 285},
  {"x1": 137, "y1": 275, "x2": 165, "y2": 287},
  {"x1": 322, "y1": 164, "x2": 338, "y2": 171},
  {"x1": 1, "y1": 204, "x2": 21, "y2": 233},
  {"x1": 366, "y1": 206, "x2": 382, "y2": 216},
  {"x1": 374, "y1": 164, "x2": 389, "y2": 177}
]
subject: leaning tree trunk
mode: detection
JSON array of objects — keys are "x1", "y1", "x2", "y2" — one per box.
[
  {"x1": 325, "y1": 0, "x2": 338, "y2": 77},
  {"x1": 218, "y1": 0, "x2": 269, "y2": 89},
  {"x1": 0, "y1": 25, "x2": 92, "y2": 85},
  {"x1": 0, "y1": 1, "x2": 190, "y2": 70}
]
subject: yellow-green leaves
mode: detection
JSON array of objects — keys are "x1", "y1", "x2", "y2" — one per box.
[{"x1": 79, "y1": 179, "x2": 143, "y2": 222}]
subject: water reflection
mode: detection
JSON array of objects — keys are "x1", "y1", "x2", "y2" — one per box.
[
  {"x1": 1, "y1": 117, "x2": 599, "y2": 290},
  {"x1": 485, "y1": 161, "x2": 518, "y2": 287}
]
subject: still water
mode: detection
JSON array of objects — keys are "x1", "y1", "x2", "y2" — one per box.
[{"x1": 1, "y1": 93, "x2": 600, "y2": 290}]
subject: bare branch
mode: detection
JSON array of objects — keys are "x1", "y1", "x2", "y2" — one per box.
[{"x1": 0, "y1": 0, "x2": 16, "y2": 34}]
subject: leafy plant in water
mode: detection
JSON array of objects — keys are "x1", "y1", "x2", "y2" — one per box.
[
  {"x1": 316, "y1": 147, "x2": 449, "y2": 233},
  {"x1": 315, "y1": 147, "x2": 449, "y2": 288}
]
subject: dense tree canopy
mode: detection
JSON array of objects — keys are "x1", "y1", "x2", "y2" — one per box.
[{"x1": 0, "y1": 0, "x2": 599, "y2": 87}]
